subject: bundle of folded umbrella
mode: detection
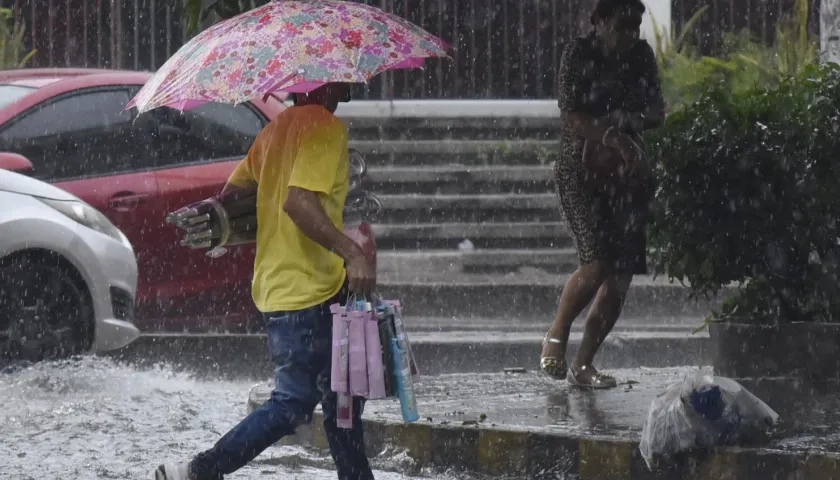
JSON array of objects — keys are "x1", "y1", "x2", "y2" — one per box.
[{"x1": 165, "y1": 148, "x2": 382, "y2": 254}]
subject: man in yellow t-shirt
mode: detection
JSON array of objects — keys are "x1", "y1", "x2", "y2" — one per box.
[{"x1": 155, "y1": 83, "x2": 376, "y2": 480}]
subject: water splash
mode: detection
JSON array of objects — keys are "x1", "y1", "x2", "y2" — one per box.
[{"x1": 0, "y1": 356, "x2": 481, "y2": 479}]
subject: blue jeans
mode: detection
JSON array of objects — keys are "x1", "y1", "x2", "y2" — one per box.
[{"x1": 189, "y1": 293, "x2": 373, "y2": 480}]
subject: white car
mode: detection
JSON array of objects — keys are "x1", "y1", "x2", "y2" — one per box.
[{"x1": 0, "y1": 168, "x2": 140, "y2": 361}]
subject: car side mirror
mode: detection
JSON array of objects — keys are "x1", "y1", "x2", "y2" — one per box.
[{"x1": 0, "y1": 152, "x2": 33, "y2": 175}]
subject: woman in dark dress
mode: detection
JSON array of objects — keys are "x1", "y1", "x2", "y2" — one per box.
[{"x1": 540, "y1": 0, "x2": 665, "y2": 388}]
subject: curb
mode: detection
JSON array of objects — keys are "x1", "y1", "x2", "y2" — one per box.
[
  {"x1": 376, "y1": 249, "x2": 580, "y2": 276},
  {"x1": 246, "y1": 397, "x2": 840, "y2": 480},
  {"x1": 377, "y1": 281, "x2": 729, "y2": 319},
  {"x1": 104, "y1": 333, "x2": 709, "y2": 380}
]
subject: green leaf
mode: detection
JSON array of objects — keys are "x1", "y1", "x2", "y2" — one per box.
[
  {"x1": 674, "y1": 6, "x2": 708, "y2": 52},
  {"x1": 0, "y1": 8, "x2": 35, "y2": 69},
  {"x1": 691, "y1": 317, "x2": 713, "y2": 335}
]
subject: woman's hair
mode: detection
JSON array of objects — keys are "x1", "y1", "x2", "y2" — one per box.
[{"x1": 590, "y1": 0, "x2": 645, "y2": 25}]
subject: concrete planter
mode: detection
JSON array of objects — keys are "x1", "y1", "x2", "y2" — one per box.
[
  {"x1": 710, "y1": 321, "x2": 840, "y2": 438},
  {"x1": 709, "y1": 321, "x2": 840, "y2": 382}
]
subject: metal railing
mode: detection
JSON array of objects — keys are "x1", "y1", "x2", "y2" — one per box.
[
  {"x1": 12, "y1": 0, "x2": 188, "y2": 71},
  {"x1": 6, "y1": 0, "x2": 821, "y2": 99}
]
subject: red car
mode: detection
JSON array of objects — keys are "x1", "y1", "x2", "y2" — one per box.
[{"x1": 0, "y1": 68, "x2": 375, "y2": 333}]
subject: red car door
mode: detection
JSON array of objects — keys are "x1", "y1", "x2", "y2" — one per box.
[
  {"x1": 146, "y1": 101, "x2": 272, "y2": 332},
  {"x1": 56, "y1": 172, "x2": 160, "y2": 298},
  {"x1": 0, "y1": 87, "x2": 165, "y2": 310}
]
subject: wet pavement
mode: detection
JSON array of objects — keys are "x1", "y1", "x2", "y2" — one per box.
[
  {"x1": 250, "y1": 367, "x2": 840, "y2": 454},
  {"x1": 0, "y1": 357, "x2": 489, "y2": 479},
  {"x1": 6, "y1": 358, "x2": 840, "y2": 479}
]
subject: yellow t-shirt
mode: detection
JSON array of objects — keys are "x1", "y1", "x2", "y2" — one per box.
[{"x1": 227, "y1": 104, "x2": 350, "y2": 312}]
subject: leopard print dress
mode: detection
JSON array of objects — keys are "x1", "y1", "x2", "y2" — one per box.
[{"x1": 555, "y1": 33, "x2": 662, "y2": 275}]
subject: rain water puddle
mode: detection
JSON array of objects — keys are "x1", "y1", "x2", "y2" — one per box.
[{"x1": 0, "y1": 356, "x2": 493, "y2": 479}]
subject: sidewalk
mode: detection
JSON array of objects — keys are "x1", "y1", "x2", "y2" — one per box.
[{"x1": 249, "y1": 368, "x2": 840, "y2": 479}]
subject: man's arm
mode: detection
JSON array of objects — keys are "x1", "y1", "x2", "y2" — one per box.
[
  {"x1": 283, "y1": 187, "x2": 364, "y2": 263},
  {"x1": 284, "y1": 119, "x2": 375, "y2": 294},
  {"x1": 216, "y1": 157, "x2": 259, "y2": 245},
  {"x1": 224, "y1": 154, "x2": 258, "y2": 194},
  {"x1": 166, "y1": 153, "x2": 260, "y2": 250},
  {"x1": 221, "y1": 182, "x2": 250, "y2": 195}
]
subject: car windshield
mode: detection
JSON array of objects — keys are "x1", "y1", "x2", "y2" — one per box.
[{"x1": 0, "y1": 84, "x2": 36, "y2": 109}]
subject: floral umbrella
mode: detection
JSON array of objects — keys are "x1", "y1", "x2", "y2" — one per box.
[{"x1": 126, "y1": 0, "x2": 449, "y2": 113}]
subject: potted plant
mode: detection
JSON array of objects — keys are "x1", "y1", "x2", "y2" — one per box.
[{"x1": 646, "y1": 61, "x2": 840, "y2": 383}]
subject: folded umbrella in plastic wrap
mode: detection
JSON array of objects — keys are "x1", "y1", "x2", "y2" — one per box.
[
  {"x1": 639, "y1": 371, "x2": 780, "y2": 470},
  {"x1": 378, "y1": 299, "x2": 420, "y2": 423},
  {"x1": 329, "y1": 297, "x2": 419, "y2": 429}
]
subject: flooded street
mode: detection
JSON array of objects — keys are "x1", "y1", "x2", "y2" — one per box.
[{"x1": 0, "y1": 357, "x2": 482, "y2": 480}]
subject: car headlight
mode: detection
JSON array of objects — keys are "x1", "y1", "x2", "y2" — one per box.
[{"x1": 39, "y1": 198, "x2": 125, "y2": 242}]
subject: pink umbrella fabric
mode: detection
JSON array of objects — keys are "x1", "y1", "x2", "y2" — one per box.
[{"x1": 127, "y1": 0, "x2": 449, "y2": 113}]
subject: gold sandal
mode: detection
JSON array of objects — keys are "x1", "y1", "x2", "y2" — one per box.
[
  {"x1": 540, "y1": 337, "x2": 567, "y2": 380},
  {"x1": 567, "y1": 365, "x2": 617, "y2": 389}
]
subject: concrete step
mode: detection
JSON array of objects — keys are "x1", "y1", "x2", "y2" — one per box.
[
  {"x1": 349, "y1": 139, "x2": 559, "y2": 167},
  {"x1": 377, "y1": 248, "x2": 580, "y2": 275},
  {"x1": 345, "y1": 117, "x2": 557, "y2": 141},
  {"x1": 337, "y1": 100, "x2": 560, "y2": 142},
  {"x1": 376, "y1": 270, "x2": 734, "y2": 320},
  {"x1": 371, "y1": 221, "x2": 571, "y2": 250},
  {"x1": 365, "y1": 164, "x2": 555, "y2": 195},
  {"x1": 336, "y1": 99, "x2": 560, "y2": 119},
  {"x1": 375, "y1": 193, "x2": 561, "y2": 223}
]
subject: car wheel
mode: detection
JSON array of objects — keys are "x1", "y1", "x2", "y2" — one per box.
[{"x1": 0, "y1": 251, "x2": 94, "y2": 362}]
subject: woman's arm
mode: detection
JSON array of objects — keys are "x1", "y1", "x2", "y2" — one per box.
[
  {"x1": 558, "y1": 39, "x2": 615, "y2": 144},
  {"x1": 610, "y1": 42, "x2": 666, "y2": 132}
]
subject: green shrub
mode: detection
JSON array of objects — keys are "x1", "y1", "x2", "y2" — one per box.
[{"x1": 646, "y1": 63, "x2": 840, "y2": 325}]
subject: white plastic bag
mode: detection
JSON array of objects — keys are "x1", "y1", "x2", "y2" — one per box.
[{"x1": 639, "y1": 371, "x2": 780, "y2": 470}]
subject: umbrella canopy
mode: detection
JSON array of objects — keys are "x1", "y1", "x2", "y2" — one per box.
[{"x1": 127, "y1": 0, "x2": 449, "y2": 113}]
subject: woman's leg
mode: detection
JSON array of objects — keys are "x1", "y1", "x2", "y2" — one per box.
[
  {"x1": 570, "y1": 272, "x2": 633, "y2": 386},
  {"x1": 541, "y1": 261, "x2": 606, "y2": 374},
  {"x1": 547, "y1": 147, "x2": 604, "y2": 377}
]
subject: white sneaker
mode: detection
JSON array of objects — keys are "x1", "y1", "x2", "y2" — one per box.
[{"x1": 153, "y1": 462, "x2": 192, "y2": 480}]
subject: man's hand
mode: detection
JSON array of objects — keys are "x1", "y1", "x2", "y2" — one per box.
[{"x1": 346, "y1": 250, "x2": 376, "y2": 297}]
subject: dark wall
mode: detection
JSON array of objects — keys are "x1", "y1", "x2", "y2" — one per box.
[{"x1": 5, "y1": 0, "x2": 821, "y2": 99}]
